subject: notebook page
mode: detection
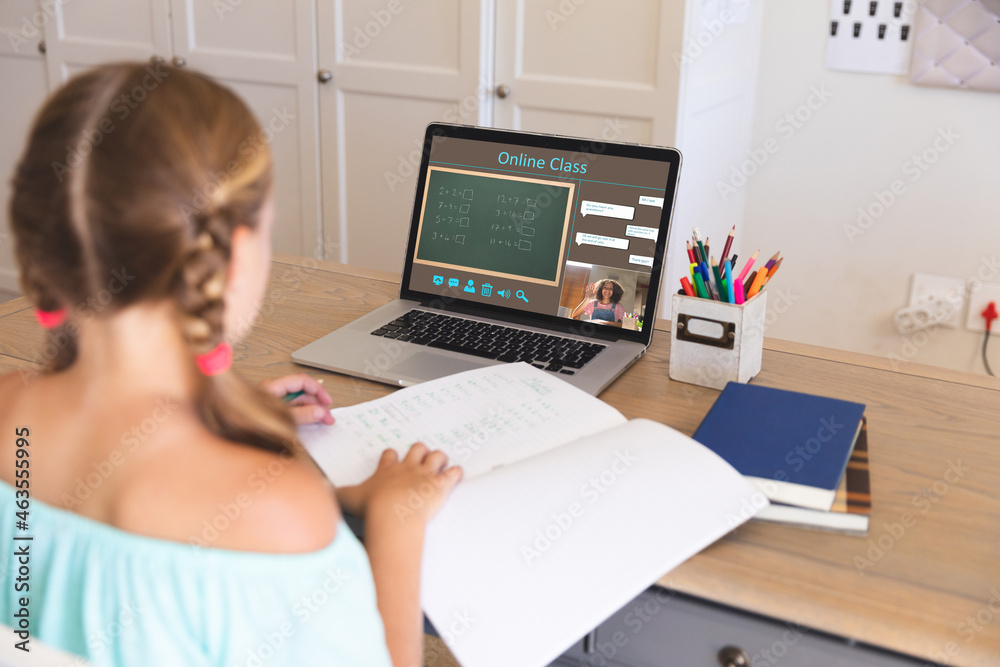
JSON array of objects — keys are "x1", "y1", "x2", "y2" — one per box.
[
  {"x1": 420, "y1": 418, "x2": 765, "y2": 667},
  {"x1": 298, "y1": 363, "x2": 626, "y2": 487}
]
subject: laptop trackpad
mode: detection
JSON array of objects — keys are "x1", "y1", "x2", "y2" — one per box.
[{"x1": 391, "y1": 353, "x2": 491, "y2": 382}]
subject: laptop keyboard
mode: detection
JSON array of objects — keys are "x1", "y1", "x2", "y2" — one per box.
[{"x1": 370, "y1": 310, "x2": 606, "y2": 375}]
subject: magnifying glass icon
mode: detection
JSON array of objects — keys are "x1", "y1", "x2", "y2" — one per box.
[{"x1": 516, "y1": 290, "x2": 529, "y2": 303}]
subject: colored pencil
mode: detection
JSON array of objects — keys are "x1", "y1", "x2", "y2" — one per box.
[
  {"x1": 711, "y1": 258, "x2": 724, "y2": 301},
  {"x1": 686, "y1": 241, "x2": 696, "y2": 263},
  {"x1": 720, "y1": 226, "x2": 735, "y2": 264},
  {"x1": 737, "y1": 250, "x2": 759, "y2": 283},
  {"x1": 763, "y1": 251, "x2": 780, "y2": 272},
  {"x1": 761, "y1": 257, "x2": 783, "y2": 285}
]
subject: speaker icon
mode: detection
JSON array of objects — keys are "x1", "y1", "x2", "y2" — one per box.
[{"x1": 498, "y1": 289, "x2": 511, "y2": 299}]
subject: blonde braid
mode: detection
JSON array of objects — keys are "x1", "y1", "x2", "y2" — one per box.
[{"x1": 174, "y1": 209, "x2": 233, "y2": 355}]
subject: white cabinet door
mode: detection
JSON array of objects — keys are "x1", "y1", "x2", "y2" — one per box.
[
  {"x1": 41, "y1": 0, "x2": 171, "y2": 81},
  {"x1": 316, "y1": 0, "x2": 488, "y2": 271},
  {"x1": 169, "y1": 0, "x2": 321, "y2": 257},
  {"x1": 0, "y1": 1, "x2": 51, "y2": 292},
  {"x1": 493, "y1": 0, "x2": 683, "y2": 146}
]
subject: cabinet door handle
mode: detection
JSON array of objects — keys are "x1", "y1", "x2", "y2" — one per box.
[
  {"x1": 495, "y1": 84, "x2": 511, "y2": 99},
  {"x1": 172, "y1": 56, "x2": 187, "y2": 68},
  {"x1": 717, "y1": 645, "x2": 750, "y2": 667},
  {"x1": 37, "y1": 40, "x2": 46, "y2": 55},
  {"x1": 150, "y1": 55, "x2": 165, "y2": 65},
  {"x1": 317, "y1": 69, "x2": 333, "y2": 84}
]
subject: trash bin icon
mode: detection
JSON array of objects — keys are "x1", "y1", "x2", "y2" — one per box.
[{"x1": 481, "y1": 283, "x2": 493, "y2": 297}]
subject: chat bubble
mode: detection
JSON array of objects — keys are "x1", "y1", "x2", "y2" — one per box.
[
  {"x1": 575, "y1": 233, "x2": 629, "y2": 250},
  {"x1": 629, "y1": 255, "x2": 653, "y2": 267},
  {"x1": 625, "y1": 225, "x2": 657, "y2": 240},
  {"x1": 580, "y1": 200, "x2": 635, "y2": 220},
  {"x1": 638, "y1": 196, "x2": 663, "y2": 208}
]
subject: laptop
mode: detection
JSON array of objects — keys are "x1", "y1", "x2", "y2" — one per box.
[{"x1": 292, "y1": 123, "x2": 682, "y2": 395}]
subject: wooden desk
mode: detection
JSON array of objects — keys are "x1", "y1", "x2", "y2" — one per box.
[{"x1": 2, "y1": 254, "x2": 998, "y2": 665}]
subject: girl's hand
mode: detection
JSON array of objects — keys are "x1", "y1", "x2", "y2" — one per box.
[
  {"x1": 584, "y1": 282, "x2": 597, "y2": 299},
  {"x1": 259, "y1": 373, "x2": 335, "y2": 425},
  {"x1": 359, "y1": 443, "x2": 463, "y2": 524}
]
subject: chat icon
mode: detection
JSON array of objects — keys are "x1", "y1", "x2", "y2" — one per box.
[{"x1": 448, "y1": 278, "x2": 459, "y2": 288}]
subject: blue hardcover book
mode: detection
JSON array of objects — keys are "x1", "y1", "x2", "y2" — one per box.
[{"x1": 692, "y1": 382, "x2": 866, "y2": 511}]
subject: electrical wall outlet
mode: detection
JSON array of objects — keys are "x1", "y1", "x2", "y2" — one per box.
[
  {"x1": 909, "y1": 273, "x2": 965, "y2": 329},
  {"x1": 965, "y1": 280, "x2": 1000, "y2": 332}
]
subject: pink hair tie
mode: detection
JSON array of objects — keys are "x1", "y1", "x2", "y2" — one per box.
[
  {"x1": 196, "y1": 342, "x2": 232, "y2": 376},
  {"x1": 34, "y1": 308, "x2": 67, "y2": 329}
]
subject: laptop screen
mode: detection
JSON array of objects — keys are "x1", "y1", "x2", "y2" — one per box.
[{"x1": 399, "y1": 123, "x2": 681, "y2": 345}]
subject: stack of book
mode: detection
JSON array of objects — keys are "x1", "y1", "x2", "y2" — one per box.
[{"x1": 693, "y1": 383, "x2": 871, "y2": 536}]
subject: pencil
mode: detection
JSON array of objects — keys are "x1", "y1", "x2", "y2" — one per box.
[
  {"x1": 720, "y1": 225, "x2": 735, "y2": 264},
  {"x1": 763, "y1": 251, "x2": 780, "y2": 272},
  {"x1": 737, "y1": 250, "x2": 759, "y2": 283},
  {"x1": 711, "y1": 257, "x2": 724, "y2": 302},
  {"x1": 743, "y1": 269, "x2": 757, "y2": 296},
  {"x1": 686, "y1": 241, "x2": 696, "y2": 264},
  {"x1": 761, "y1": 257, "x2": 783, "y2": 285}
]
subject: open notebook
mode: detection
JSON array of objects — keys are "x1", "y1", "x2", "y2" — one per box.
[{"x1": 299, "y1": 363, "x2": 764, "y2": 667}]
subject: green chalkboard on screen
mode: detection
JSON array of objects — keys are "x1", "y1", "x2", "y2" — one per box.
[{"x1": 413, "y1": 167, "x2": 575, "y2": 286}]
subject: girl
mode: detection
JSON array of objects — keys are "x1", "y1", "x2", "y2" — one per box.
[
  {"x1": 571, "y1": 279, "x2": 626, "y2": 325},
  {"x1": 0, "y1": 62, "x2": 460, "y2": 666}
]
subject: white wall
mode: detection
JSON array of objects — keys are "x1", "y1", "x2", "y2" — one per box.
[{"x1": 738, "y1": 0, "x2": 1000, "y2": 374}]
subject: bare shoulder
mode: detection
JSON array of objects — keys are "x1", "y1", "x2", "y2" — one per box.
[{"x1": 115, "y1": 428, "x2": 341, "y2": 554}]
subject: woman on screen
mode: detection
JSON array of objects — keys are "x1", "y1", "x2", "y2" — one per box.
[{"x1": 571, "y1": 279, "x2": 626, "y2": 324}]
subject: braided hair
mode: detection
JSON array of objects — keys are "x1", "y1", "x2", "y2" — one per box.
[{"x1": 9, "y1": 63, "x2": 296, "y2": 454}]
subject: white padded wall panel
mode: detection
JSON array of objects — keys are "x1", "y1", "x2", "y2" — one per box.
[{"x1": 910, "y1": 0, "x2": 1000, "y2": 92}]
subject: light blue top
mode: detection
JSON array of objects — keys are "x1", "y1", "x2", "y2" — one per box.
[{"x1": 0, "y1": 482, "x2": 392, "y2": 666}]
